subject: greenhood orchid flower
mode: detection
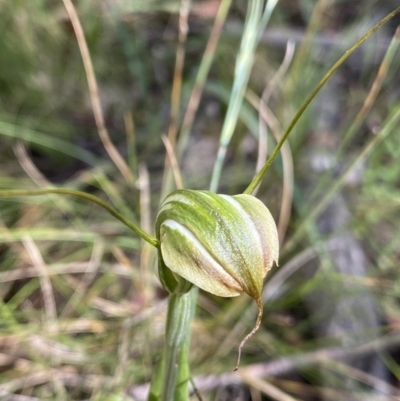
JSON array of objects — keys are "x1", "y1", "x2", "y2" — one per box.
[{"x1": 156, "y1": 189, "x2": 279, "y2": 369}]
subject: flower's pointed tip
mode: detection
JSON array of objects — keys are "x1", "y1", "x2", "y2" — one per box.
[{"x1": 234, "y1": 297, "x2": 263, "y2": 371}]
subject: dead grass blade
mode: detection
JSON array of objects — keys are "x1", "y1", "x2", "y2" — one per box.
[{"x1": 62, "y1": 0, "x2": 133, "y2": 184}]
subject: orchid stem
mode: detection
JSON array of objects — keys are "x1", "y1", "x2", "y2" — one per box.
[
  {"x1": 0, "y1": 188, "x2": 159, "y2": 248},
  {"x1": 244, "y1": 6, "x2": 400, "y2": 195}
]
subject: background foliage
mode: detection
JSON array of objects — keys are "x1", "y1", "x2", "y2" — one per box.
[{"x1": 1, "y1": 0, "x2": 400, "y2": 400}]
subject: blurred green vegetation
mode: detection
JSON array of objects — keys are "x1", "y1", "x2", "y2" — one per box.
[{"x1": 1, "y1": 0, "x2": 400, "y2": 400}]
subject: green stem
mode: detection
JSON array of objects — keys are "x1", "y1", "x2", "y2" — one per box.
[
  {"x1": 306, "y1": 26, "x2": 400, "y2": 206},
  {"x1": 244, "y1": 6, "x2": 400, "y2": 195},
  {"x1": 162, "y1": 291, "x2": 192, "y2": 401},
  {"x1": 282, "y1": 103, "x2": 400, "y2": 255},
  {"x1": 0, "y1": 188, "x2": 159, "y2": 248}
]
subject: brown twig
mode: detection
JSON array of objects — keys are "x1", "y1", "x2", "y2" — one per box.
[
  {"x1": 178, "y1": 0, "x2": 232, "y2": 158},
  {"x1": 62, "y1": 0, "x2": 133, "y2": 184},
  {"x1": 138, "y1": 164, "x2": 154, "y2": 303},
  {"x1": 166, "y1": 0, "x2": 191, "y2": 148},
  {"x1": 161, "y1": 135, "x2": 184, "y2": 190}
]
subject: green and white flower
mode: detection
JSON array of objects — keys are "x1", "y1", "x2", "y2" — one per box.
[{"x1": 156, "y1": 189, "x2": 279, "y2": 368}]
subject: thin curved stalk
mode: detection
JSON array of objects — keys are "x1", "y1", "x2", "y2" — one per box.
[
  {"x1": 0, "y1": 189, "x2": 159, "y2": 248},
  {"x1": 209, "y1": 0, "x2": 279, "y2": 192},
  {"x1": 282, "y1": 103, "x2": 400, "y2": 255},
  {"x1": 244, "y1": 6, "x2": 400, "y2": 195},
  {"x1": 62, "y1": 0, "x2": 133, "y2": 184},
  {"x1": 161, "y1": 0, "x2": 232, "y2": 201},
  {"x1": 210, "y1": 0, "x2": 266, "y2": 192},
  {"x1": 160, "y1": 0, "x2": 191, "y2": 201},
  {"x1": 246, "y1": 86, "x2": 294, "y2": 245},
  {"x1": 166, "y1": 0, "x2": 191, "y2": 148},
  {"x1": 307, "y1": 26, "x2": 400, "y2": 205},
  {"x1": 177, "y1": 0, "x2": 232, "y2": 158}
]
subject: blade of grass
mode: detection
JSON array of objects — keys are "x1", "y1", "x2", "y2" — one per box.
[
  {"x1": 138, "y1": 164, "x2": 154, "y2": 304},
  {"x1": 206, "y1": 82, "x2": 259, "y2": 136},
  {"x1": 289, "y1": 0, "x2": 334, "y2": 83},
  {"x1": 21, "y1": 236, "x2": 57, "y2": 333},
  {"x1": 160, "y1": 0, "x2": 191, "y2": 200},
  {"x1": 256, "y1": 40, "x2": 295, "y2": 186},
  {"x1": 210, "y1": 0, "x2": 272, "y2": 192},
  {"x1": 0, "y1": 121, "x2": 98, "y2": 166},
  {"x1": 91, "y1": 170, "x2": 137, "y2": 222},
  {"x1": 0, "y1": 260, "x2": 141, "y2": 284},
  {"x1": 0, "y1": 227, "x2": 99, "y2": 244},
  {"x1": 124, "y1": 112, "x2": 138, "y2": 180},
  {"x1": 62, "y1": 0, "x2": 134, "y2": 184},
  {"x1": 160, "y1": 0, "x2": 232, "y2": 200},
  {"x1": 166, "y1": 0, "x2": 191, "y2": 148},
  {"x1": 176, "y1": 0, "x2": 232, "y2": 160},
  {"x1": 162, "y1": 135, "x2": 184, "y2": 190}
]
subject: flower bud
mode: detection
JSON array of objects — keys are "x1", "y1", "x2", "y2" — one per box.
[{"x1": 156, "y1": 189, "x2": 279, "y2": 369}]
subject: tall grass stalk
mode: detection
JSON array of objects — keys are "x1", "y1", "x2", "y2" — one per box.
[
  {"x1": 161, "y1": 0, "x2": 232, "y2": 201},
  {"x1": 210, "y1": 0, "x2": 279, "y2": 192}
]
